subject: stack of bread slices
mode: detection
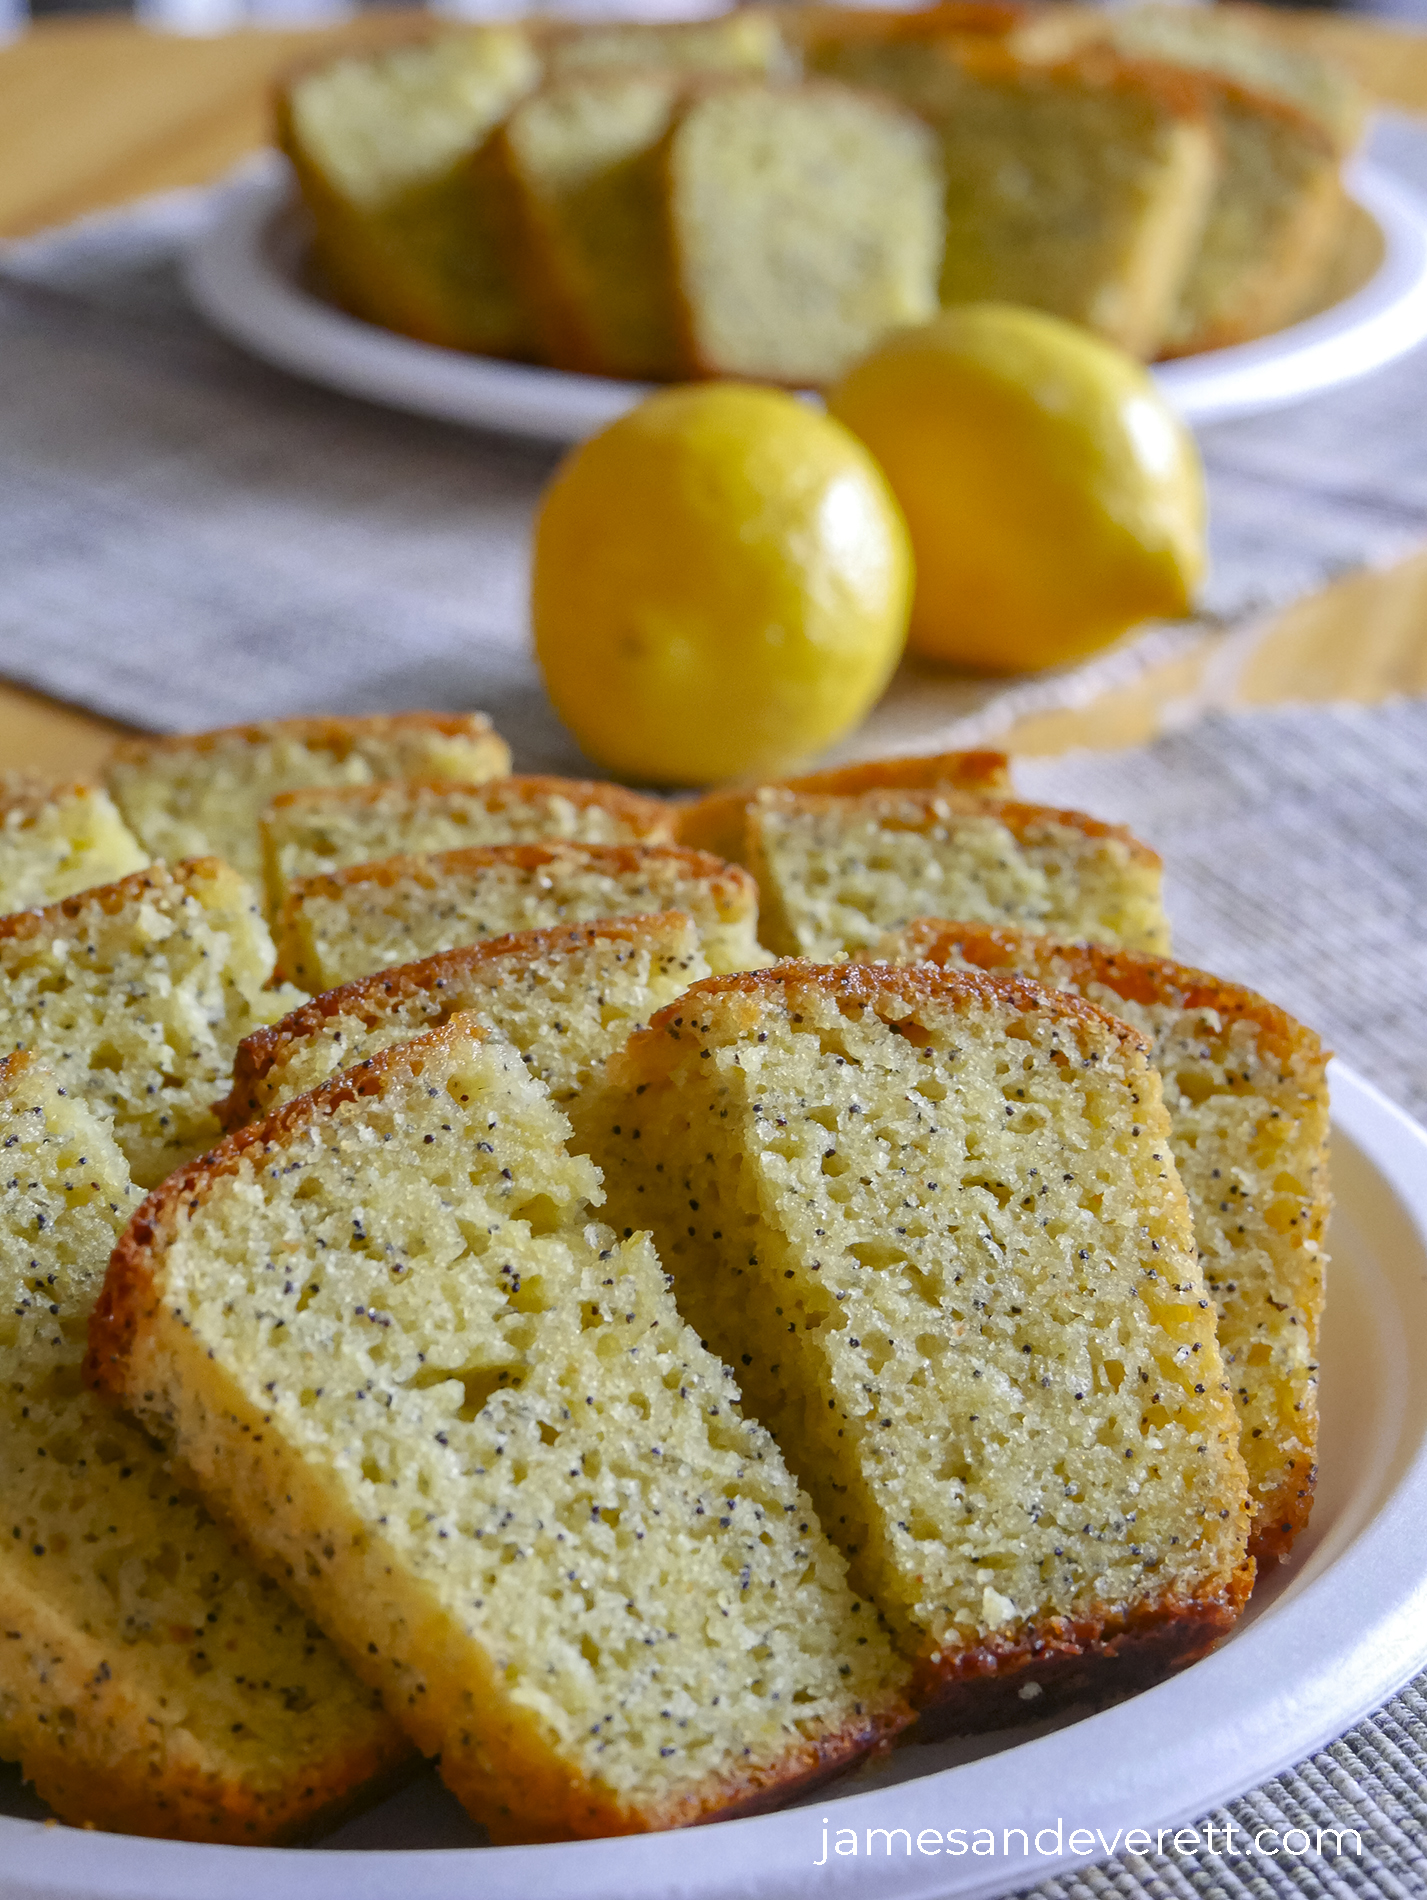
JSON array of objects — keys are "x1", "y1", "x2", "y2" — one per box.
[
  {"x1": 277, "y1": 3, "x2": 1363, "y2": 383},
  {"x1": 0, "y1": 712, "x2": 1329, "y2": 1844}
]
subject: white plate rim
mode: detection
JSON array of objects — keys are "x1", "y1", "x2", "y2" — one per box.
[
  {"x1": 5, "y1": 1059, "x2": 1427, "y2": 1900},
  {"x1": 181, "y1": 153, "x2": 1427, "y2": 443}
]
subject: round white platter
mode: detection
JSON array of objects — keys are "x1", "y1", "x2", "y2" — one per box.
[
  {"x1": 182, "y1": 155, "x2": 1427, "y2": 443},
  {"x1": 5, "y1": 1060, "x2": 1427, "y2": 1900}
]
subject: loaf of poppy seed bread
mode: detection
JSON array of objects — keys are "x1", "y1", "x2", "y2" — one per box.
[
  {"x1": 260, "y1": 773, "x2": 674, "y2": 913},
  {"x1": 0, "y1": 775, "x2": 149, "y2": 913},
  {"x1": 869, "y1": 920, "x2": 1330, "y2": 1564},
  {"x1": 105, "y1": 714, "x2": 510, "y2": 887},
  {"x1": 0, "y1": 1053, "x2": 412, "y2": 1839},
  {"x1": 675, "y1": 748, "x2": 1012, "y2": 866},
  {"x1": 277, "y1": 25, "x2": 545, "y2": 358},
  {"x1": 219, "y1": 912, "x2": 709, "y2": 1130},
  {"x1": 571, "y1": 962, "x2": 1253, "y2": 1725},
  {"x1": 87, "y1": 1016, "x2": 913, "y2": 1841},
  {"x1": 274, "y1": 841, "x2": 771, "y2": 991},
  {"x1": 0, "y1": 861, "x2": 303, "y2": 1188},
  {"x1": 744, "y1": 787, "x2": 1170, "y2": 960},
  {"x1": 809, "y1": 35, "x2": 1217, "y2": 358},
  {"x1": 496, "y1": 69, "x2": 689, "y2": 379}
]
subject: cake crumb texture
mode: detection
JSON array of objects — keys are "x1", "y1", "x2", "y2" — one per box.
[
  {"x1": 745, "y1": 787, "x2": 1169, "y2": 959},
  {"x1": 221, "y1": 911, "x2": 711, "y2": 1128},
  {"x1": 0, "y1": 860, "x2": 302, "y2": 1187},
  {"x1": 675, "y1": 749, "x2": 1012, "y2": 865},
  {"x1": 275, "y1": 840, "x2": 771, "y2": 990},
  {"x1": 105, "y1": 714, "x2": 510, "y2": 884},
  {"x1": 0, "y1": 776, "x2": 149, "y2": 914},
  {"x1": 572, "y1": 961, "x2": 1251, "y2": 1720},
  {"x1": 0, "y1": 1053, "x2": 410, "y2": 1840},
  {"x1": 260, "y1": 773, "x2": 673, "y2": 911},
  {"x1": 88, "y1": 1018, "x2": 911, "y2": 1841},
  {"x1": 870, "y1": 920, "x2": 1330, "y2": 1564}
]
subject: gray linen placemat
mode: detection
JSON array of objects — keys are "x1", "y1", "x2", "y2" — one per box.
[{"x1": 4, "y1": 114, "x2": 1427, "y2": 765}]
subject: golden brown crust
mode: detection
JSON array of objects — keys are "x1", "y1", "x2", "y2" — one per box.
[
  {"x1": 949, "y1": 37, "x2": 1213, "y2": 124},
  {"x1": 218, "y1": 910, "x2": 697, "y2": 1130},
  {"x1": 910, "y1": 1566, "x2": 1254, "y2": 1736},
  {"x1": 106, "y1": 712, "x2": 503, "y2": 770},
  {"x1": 275, "y1": 841, "x2": 756, "y2": 982},
  {"x1": 0, "y1": 857, "x2": 229, "y2": 942},
  {"x1": 675, "y1": 750, "x2": 1012, "y2": 860},
  {"x1": 884, "y1": 919, "x2": 1327, "y2": 1068},
  {"x1": 788, "y1": 2, "x2": 1025, "y2": 53},
  {"x1": 626, "y1": 957, "x2": 1152, "y2": 1075}
]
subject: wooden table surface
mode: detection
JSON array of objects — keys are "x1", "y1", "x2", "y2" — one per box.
[{"x1": 3, "y1": 4, "x2": 1427, "y2": 779}]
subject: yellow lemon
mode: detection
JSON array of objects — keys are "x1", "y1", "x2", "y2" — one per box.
[
  {"x1": 531, "y1": 384, "x2": 912, "y2": 785},
  {"x1": 825, "y1": 303, "x2": 1206, "y2": 673}
]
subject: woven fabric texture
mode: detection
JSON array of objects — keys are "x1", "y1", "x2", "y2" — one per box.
[{"x1": 3, "y1": 117, "x2": 1427, "y2": 765}]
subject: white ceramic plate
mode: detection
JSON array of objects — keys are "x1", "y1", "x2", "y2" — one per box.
[
  {"x1": 182, "y1": 155, "x2": 1427, "y2": 442},
  {"x1": 5, "y1": 1060, "x2": 1427, "y2": 1900}
]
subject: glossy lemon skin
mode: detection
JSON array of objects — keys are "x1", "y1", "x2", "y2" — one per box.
[
  {"x1": 532, "y1": 384, "x2": 913, "y2": 786},
  {"x1": 826, "y1": 304, "x2": 1206, "y2": 674}
]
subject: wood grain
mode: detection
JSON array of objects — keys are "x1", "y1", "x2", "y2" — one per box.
[{"x1": 2, "y1": 6, "x2": 1426, "y2": 781}]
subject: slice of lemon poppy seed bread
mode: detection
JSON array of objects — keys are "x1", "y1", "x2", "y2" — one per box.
[
  {"x1": 571, "y1": 962, "x2": 1253, "y2": 1726},
  {"x1": 0, "y1": 1054, "x2": 412, "y2": 1839},
  {"x1": 105, "y1": 714, "x2": 510, "y2": 887},
  {"x1": 675, "y1": 748, "x2": 1012, "y2": 865},
  {"x1": 87, "y1": 1017, "x2": 912, "y2": 1841},
  {"x1": 219, "y1": 912, "x2": 709, "y2": 1129},
  {"x1": 744, "y1": 787, "x2": 1170, "y2": 960},
  {"x1": 869, "y1": 920, "x2": 1330, "y2": 1564},
  {"x1": 0, "y1": 777, "x2": 149, "y2": 913},
  {"x1": 274, "y1": 841, "x2": 770, "y2": 990},
  {"x1": 0, "y1": 861, "x2": 303, "y2": 1188},
  {"x1": 260, "y1": 773, "x2": 674, "y2": 913}
]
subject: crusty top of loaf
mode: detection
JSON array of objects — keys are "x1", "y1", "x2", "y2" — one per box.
[
  {"x1": 622, "y1": 956, "x2": 1151, "y2": 1071},
  {"x1": 223, "y1": 910, "x2": 699, "y2": 1123},
  {"x1": 0, "y1": 855, "x2": 231, "y2": 943},
  {"x1": 675, "y1": 750, "x2": 1012, "y2": 856},
  {"x1": 880, "y1": 919, "x2": 1326, "y2": 1066},
  {"x1": 757, "y1": 787, "x2": 1163, "y2": 867},
  {"x1": 946, "y1": 36, "x2": 1213, "y2": 121}
]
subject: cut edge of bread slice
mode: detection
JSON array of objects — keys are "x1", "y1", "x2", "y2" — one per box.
[
  {"x1": 666, "y1": 77, "x2": 945, "y2": 386},
  {"x1": 88, "y1": 1015, "x2": 913, "y2": 1841},
  {"x1": 259, "y1": 772, "x2": 675, "y2": 911},
  {"x1": 217, "y1": 909, "x2": 710, "y2": 1130},
  {"x1": 573, "y1": 959, "x2": 1254, "y2": 1730},
  {"x1": 273, "y1": 839, "x2": 771, "y2": 989},
  {"x1": 0, "y1": 1049, "x2": 413, "y2": 1841},
  {"x1": 0, "y1": 859, "x2": 302, "y2": 1188},
  {"x1": 0, "y1": 776, "x2": 150, "y2": 914},
  {"x1": 105, "y1": 713, "x2": 511, "y2": 884},
  {"x1": 866, "y1": 917, "x2": 1331, "y2": 1565},
  {"x1": 743, "y1": 786, "x2": 1168, "y2": 959},
  {"x1": 674, "y1": 749, "x2": 1013, "y2": 863}
]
